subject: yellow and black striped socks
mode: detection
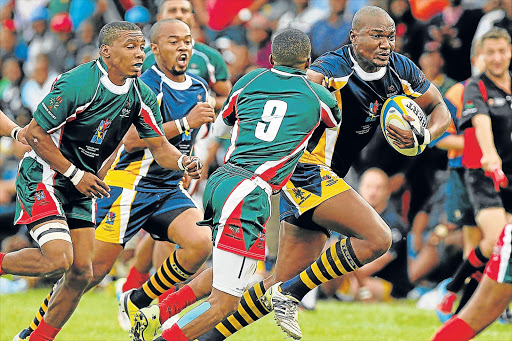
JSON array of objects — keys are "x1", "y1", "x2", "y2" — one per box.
[
  {"x1": 131, "y1": 251, "x2": 193, "y2": 307},
  {"x1": 280, "y1": 238, "x2": 362, "y2": 300},
  {"x1": 19, "y1": 286, "x2": 55, "y2": 339},
  {"x1": 198, "y1": 281, "x2": 270, "y2": 341}
]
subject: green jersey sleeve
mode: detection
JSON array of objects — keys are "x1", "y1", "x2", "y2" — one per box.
[
  {"x1": 310, "y1": 81, "x2": 341, "y2": 127},
  {"x1": 33, "y1": 73, "x2": 86, "y2": 132},
  {"x1": 133, "y1": 80, "x2": 165, "y2": 138},
  {"x1": 195, "y1": 43, "x2": 230, "y2": 82}
]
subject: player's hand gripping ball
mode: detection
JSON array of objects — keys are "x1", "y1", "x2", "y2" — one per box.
[{"x1": 380, "y1": 95, "x2": 429, "y2": 156}]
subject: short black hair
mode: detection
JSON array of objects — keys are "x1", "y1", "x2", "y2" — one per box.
[
  {"x1": 271, "y1": 29, "x2": 310, "y2": 66},
  {"x1": 150, "y1": 18, "x2": 188, "y2": 43},
  {"x1": 98, "y1": 21, "x2": 141, "y2": 47},
  {"x1": 352, "y1": 6, "x2": 393, "y2": 32}
]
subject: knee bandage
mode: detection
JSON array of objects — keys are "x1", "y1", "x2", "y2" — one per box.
[{"x1": 30, "y1": 222, "x2": 72, "y2": 247}]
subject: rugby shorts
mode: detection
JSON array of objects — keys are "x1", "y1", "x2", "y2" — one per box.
[
  {"x1": 485, "y1": 224, "x2": 512, "y2": 284},
  {"x1": 280, "y1": 162, "x2": 351, "y2": 236},
  {"x1": 198, "y1": 163, "x2": 271, "y2": 261},
  {"x1": 95, "y1": 183, "x2": 198, "y2": 245},
  {"x1": 15, "y1": 156, "x2": 95, "y2": 227},
  {"x1": 465, "y1": 168, "x2": 512, "y2": 216}
]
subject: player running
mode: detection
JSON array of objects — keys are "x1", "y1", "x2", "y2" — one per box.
[
  {"x1": 130, "y1": 28, "x2": 341, "y2": 341},
  {"x1": 1, "y1": 21, "x2": 202, "y2": 341},
  {"x1": 147, "y1": 6, "x2": 450, "y2": 340}
]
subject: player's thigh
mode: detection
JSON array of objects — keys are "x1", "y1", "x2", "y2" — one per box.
[
  {"x1": 66, "y1": 225, "x2": 95, "y2": 279},
  {"x1": 312, "y1": 188, "x2": 389, "y2": 242},
  {"x1": 273, "y1": 220, "x2": 327, "y2": 283},
  {"x1": 91, "y1": 239, "x2": 123, "y2": 282}
]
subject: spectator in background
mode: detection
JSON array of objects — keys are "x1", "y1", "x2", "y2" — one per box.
[
  {"x1": 427, "y1": 0, "x2": 483, "y2": 81},
  {"x1": 72, "y1": 20, "x2": 98, "y2": 65},
  {"x1": 419, "y1": 42, "x2": 457, "y2": 96},
  {"x1": 125, "y1": 5, "x2": 152, "y2": 45},
  {"x1": 49, "y1": 12, "x2": 75, "y2": 73},
  {"x1": 0, "y1": 19, "x2": 27, "y2": 62},
  {"x1": 24, "y1": 7, "x2": 57, "y2": 77},
  {"x1": 389, "y1": 0, "x2": 426, "y2": 65},
  {"x1": 246, "y1": 12, "x2": 272, "y2": 69},
  {"x1": 276, "y1": 0, "x2": 327, "y2": 35},
  {"x1": 308, "y1": 0, "x2": 351, "y2": 60},
  {"x1": 21, "y1": 53, "x2": 57, "y2": 114},
  {"x1": 0, "y1": 58, "x2": 31, "y2": 126}
]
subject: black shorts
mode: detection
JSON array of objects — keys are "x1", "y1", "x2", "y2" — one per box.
[
  {"x1": 282, "y1": 207, "x2": 331, "y2": 237},
  {"x1": 465, "y1": 168, "x2": 512, "y2": 216}
]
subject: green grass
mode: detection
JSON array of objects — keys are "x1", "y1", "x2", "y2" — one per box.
[{"x1": 0, "y1": 288, "x2": 510, "y2": 341}]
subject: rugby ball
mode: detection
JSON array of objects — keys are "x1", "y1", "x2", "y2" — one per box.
[{"x1": 380, "y1": 95, "x2": 428, "y2": 157}]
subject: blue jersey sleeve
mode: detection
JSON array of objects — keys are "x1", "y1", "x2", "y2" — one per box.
[{"x1": 392, "y1": 53, "x2": 430, "y2": 98}]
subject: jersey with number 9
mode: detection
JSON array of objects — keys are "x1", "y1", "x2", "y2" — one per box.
[{"x1": 219, "y1": 66, "x2": 341, "y2": 191}]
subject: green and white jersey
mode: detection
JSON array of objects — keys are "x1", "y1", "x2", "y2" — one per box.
[
  {"x1": 142, "y1": 40, "x2": 230, "y2": 86},
  {"x1": 29, "y1": 58, "x2": 164, "y2": 174},
  {"x1": 219, "y1": 66, "x2": 340, "y2": 192}
]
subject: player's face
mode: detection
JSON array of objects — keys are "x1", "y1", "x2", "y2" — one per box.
[
  {"x1": 107, "y1": 30, "x2": 145, "y2": 79},
  {"x1": 482, "y1": 38, "x2": 511, "y2": 79},
  {"x1": 350, "y1": 15, "x2": 395, "y2": 72},
  {"x1": 153, "y1": 22, "x2": 192, "y2": 78},
  {"x1": 159, "y1": 0, "x2": 193, "y2": 27}
]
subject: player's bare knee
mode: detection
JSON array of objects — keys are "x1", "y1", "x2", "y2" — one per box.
[
  {"x1": 185, "y1": 232, "x2": 213, "y2": 262},
  {"x1": 367, "y1": 223, "x2": 392, "y2": 259},
  {"x1": 42, "y1": 251, "x2": 73, "y2": 277},
  {"x1": 67, "y1": 263, "x2": 94, "y2": 288}
]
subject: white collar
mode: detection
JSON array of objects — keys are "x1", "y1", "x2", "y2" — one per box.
[
  {"x1": 96, "y1": 60, "x2": 133, "y2": 95},
  {"x1": 151, "y1": 65, "x2": 192, "y2": 90},
  {"x1": 349, "y1": 48, "x2": 387, "y2": 81}
]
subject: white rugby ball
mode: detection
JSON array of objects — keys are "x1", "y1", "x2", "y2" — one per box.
[{"x1": 380, "y1": 95, "x2": 428, "y2": 157}]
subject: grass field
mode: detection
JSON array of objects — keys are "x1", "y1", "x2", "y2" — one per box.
[{"x1": 0, "y1": 288, "x2": 510, "y2": 341}]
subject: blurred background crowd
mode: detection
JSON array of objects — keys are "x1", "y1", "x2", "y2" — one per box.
[{"x1": 0, "y1": 0, "x2": 511, "y2": 318}]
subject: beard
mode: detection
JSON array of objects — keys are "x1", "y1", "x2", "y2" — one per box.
[{"x1": 171, "y1": 66, "x2": 186, "y2": 76}]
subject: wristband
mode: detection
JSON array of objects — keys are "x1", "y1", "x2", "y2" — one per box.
[
  {"x1": 70, "y1": 169, "x2": 85, "y2": 186},
  {"x1": 63, "y1": 164, "x2": 77, "y2": 178},
  {"x1": 175, "y1": 119, "x2": 184, "y2": 134},
  {"x1": 177, "y1": 155, "x2": 186, "y2": 171},
  {"x1": 10, "y1": 126, "x2": 22, "y2": 141},
  {"x1": 183, "y1": 117, "x2": 190, "y2": 131}
]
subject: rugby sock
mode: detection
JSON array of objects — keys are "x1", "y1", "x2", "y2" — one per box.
[
  {"x1": 159, "y1": 284, "x2": 196, "y2": 323},
  {"x1": 28, "y1": 318, "x2": 61, "y2": 341},
  {"x1": 431, "y1": 316, "x2": 475, "y2": 341},
  {"x1": 131, "y1": 251, "x2": 193, "y2": 307},
  {"x1": 22, "y1": 285, "x2": 56, "y2": 339},
  {"x1": 454, "y1": 276, "x2": 480, "y2": 314},
  {"x1": 0, "y1": 252, "x2": 6, "y2": 275},
  {"x1": 280, "y1": 238, "x2": 361, "y2": 301},
  {"x1": 446, "y1": 246, "x2": 488, "y2": 293},
  {"x1": 158, "y1": 285, "x2": 177, "y2": 304},
  {"x1": 122, "y1": 265, "x2": 150, "y2": 292},
  {"x1": 160, "y1": 324, "x2": 187, "y2": 341},
  {"x1": 198, "y1": 281, "x2": 270, "y2": 340}
]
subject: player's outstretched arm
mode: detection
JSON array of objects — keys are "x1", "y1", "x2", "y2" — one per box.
[
  {"x1": 0, "y1": 109, "x2": 27, "y2": 144},
  {"x1": 472, "y1": 114, "x2": 501, "y2": 172},
  {"x1": 414, "y1": 84, "x2": 451, "y2": 142},
  {"x1": 306, "y1": 69, "x2": 326, "y2": 86},
  {"x1": 143, "y1": 136, "x2": 203, "y2": 179},
  {"x1": 25, "y1": 119, "x2": 110, "y2": 198}
]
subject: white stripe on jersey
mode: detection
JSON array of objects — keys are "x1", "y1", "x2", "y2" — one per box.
[
  {"x1": 324, "y1": 128, "x2": 339, "y2": 166},
  {"x1": 132, "y1": 149, "x2": 154, "y2": 190},
  {"x1": 224, "y1": 121, "x2": 239, "y2": 162},
  {"x1": 498, "y1": 224, "x2": 512, "y2": 283},
  {"x1": 134, "y1": 84, "x2": 164, "y2": 136},
  {"x1": 214, "y1": 179, "x2": 258, "y2": 246},
  {"x1": 220, "y1": 88, "x2": 243, "y2": 119}
]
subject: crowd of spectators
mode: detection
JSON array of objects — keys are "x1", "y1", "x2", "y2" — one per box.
[{"x1": 0, "y1": 0, "x2": 510, "y2": 315}]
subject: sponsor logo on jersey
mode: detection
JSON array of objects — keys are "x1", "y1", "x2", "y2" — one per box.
[
  {"x1": 227, "y1": 225, "x2": 243, "y2": 241},
  {"x1": 321, "y1": 173, "x2": 339, "y2": 186},
  {"x1": 48, "y1": 96, "x2": 63, "y2": 111},
  {"x1": 387, "y1": 84, "x2": 398, "y2": 97},
  {"x1": 91, "y1": 119, "x2": 112, "y2": 144},
  {"x1": 105, "y1": 211, "x2": 116, "y2": 225},
  {"x1": 292, "y1": 187, "x2": 311, "y2": 205},
  {"x1": 462, "y1": 101, "x2": 477, "y2": 116},
  {"x1": 366, "y1": 100, "x2": 380, "y2": 122}
]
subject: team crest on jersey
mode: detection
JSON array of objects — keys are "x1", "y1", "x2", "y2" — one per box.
[
  {"x1": 91, "y1": 119, "x2": 112, "y2": 144},
  {"x1": 35, "y1": 190, "x2": 47, "y2": 204},
  {"x1": 366, "y1": 100, "x2": 381, "y2": 122},
  {"x1": 387, "y1": 84, "x2": 398, "y2": 97},
  {"x1": 105, "y1": 212, "x2": 116, "y2": 225},
  {"x1": 321, "y1": 173, "x2": 338, "y2": 187}
]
